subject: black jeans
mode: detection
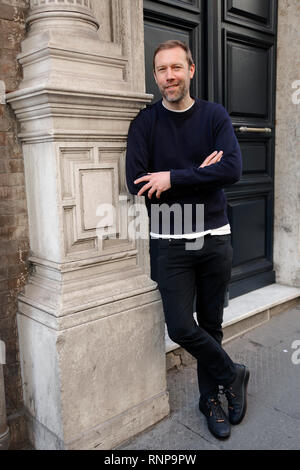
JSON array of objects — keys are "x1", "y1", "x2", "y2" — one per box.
[{"x1": 150, "y1": 234, "x2": 237, "y2": 399}]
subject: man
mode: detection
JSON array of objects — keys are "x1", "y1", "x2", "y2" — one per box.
[{"x1": 126, "y1": 40, "x2": 249, "y2": 440}]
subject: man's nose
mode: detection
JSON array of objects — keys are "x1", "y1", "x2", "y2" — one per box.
[{"x1": 165, "y1": 68, "x2": 175, "y2": 80}]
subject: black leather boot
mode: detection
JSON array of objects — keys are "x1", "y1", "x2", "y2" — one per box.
[
  {"x1": 199, "y1": 395, "x2": 231, "y2": 439},
  {"x1": 223, "y1": 363, "x2": 250, "y2": 425}
]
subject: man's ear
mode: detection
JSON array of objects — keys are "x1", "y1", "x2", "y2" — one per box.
[
  {"x1": 153, "y1": 70, "x2": 157, "y2": 84},
  {"x1": 190, "y1": 63, "x2": 195, "y2": 79}
]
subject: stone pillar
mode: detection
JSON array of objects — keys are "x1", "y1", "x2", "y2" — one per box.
[
  {"x1": 274, "y1": 0, "x2": 300, "y2": 287},
  {"x1": 6, "y1": 0, "x2": 169, "y2": 450}
]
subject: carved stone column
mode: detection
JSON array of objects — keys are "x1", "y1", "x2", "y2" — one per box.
[{"x1": 6, "y1": 0, "x2": 169, "y2": 450}]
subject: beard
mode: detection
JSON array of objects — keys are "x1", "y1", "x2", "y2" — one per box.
[{"x1": 161, "y1": 80, "x2": 190, "y2": 103}]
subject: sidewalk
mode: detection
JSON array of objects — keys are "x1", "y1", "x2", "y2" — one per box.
[{"x1": 117, "y1": 303, "x2": 300, "y2": 450}]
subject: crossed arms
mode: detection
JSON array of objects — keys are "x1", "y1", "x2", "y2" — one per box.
[
  {"x1": 134, "y1": 150, "x2": 224, "y2": 199},
  {"x1": 126, "y1": 104, "x2": 242, "y2": 198}
]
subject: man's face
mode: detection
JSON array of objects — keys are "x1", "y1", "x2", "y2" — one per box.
[{"x1": 153, "y1": 47, "x2": 195, "y2": 103}]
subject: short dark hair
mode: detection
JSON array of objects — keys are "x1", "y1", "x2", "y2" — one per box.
[{"x1": 153, "y1": 40, "x2": 194, "y2": 71}]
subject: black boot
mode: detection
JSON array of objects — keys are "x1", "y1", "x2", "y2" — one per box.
[
  {"x1": 223, "y1": 363, "x2": 250, "y2": 425},
  {"x1": 199, "y1": 394, "x2": 231, "y2": 439}
]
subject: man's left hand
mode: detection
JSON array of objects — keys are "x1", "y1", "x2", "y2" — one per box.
[{"x1": 134, "y1": 171, "x2": 171, "y2": 199}]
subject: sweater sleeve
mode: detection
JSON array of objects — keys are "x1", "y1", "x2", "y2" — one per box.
[
  {"x1": 125, "y1": 110, "x2": 151, "y2": 196},
  {"x1": 169, "y1": 104, "x2": 242, "y2": 191}
]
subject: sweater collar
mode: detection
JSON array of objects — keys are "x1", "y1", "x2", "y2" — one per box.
[
  {"x1": 162, "y1": 100, "x2": 195, "y2": 113},
  {"x1": 160, "y1": 96, "x2": 200, "y2": 117}
]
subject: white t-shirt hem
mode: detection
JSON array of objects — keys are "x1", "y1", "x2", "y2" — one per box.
[{"x1": 150, "y1": 223, "x2": 231, "y2": 239}]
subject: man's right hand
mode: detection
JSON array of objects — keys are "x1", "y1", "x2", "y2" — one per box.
[{"x1": 199, "y1": 150, "x2": 223, "y2": 168}]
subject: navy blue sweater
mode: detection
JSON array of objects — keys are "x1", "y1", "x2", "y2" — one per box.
[{"x1": 126, "y1": 98, "x2": 242, "y2": 236}]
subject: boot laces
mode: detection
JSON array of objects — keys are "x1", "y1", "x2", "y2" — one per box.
[
  {"x1": 207, "y1": 396, "x2": 225, "y2": 422},
  {"x1": 220, "y1": 386, "x2": 236, "y2": 410}
]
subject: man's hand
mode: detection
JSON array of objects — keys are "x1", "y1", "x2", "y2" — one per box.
[
  {"x1": 134, "y1": 171, "x2": 171, "y2": 199},
  {"x1": 200, "y1": 150, "x2": 223, "y2": 168},
  {"x1": 133, "y1": 151, "x2": 222, "y2": 198}
]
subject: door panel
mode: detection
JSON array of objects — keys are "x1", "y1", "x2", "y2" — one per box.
[
  {"x1": 239, "y1": 138, "x2": 272, "y2": 180},
  {"x1": 224, "y1": 29, "x2": 275, "y2": 124},
  {"x1": 230, "y1": 197, "x2": 267, "y2": 265},
  {"x1": 155, "y1": 0, "x2": 200, "y2": 10},
  {"x1": 226, "y1": 38, "x2": 270, "y2": 118},
  {"x1": 229, "y1": 0, "x2": 270, "y2": 20},
  {"x1": 228, "y1": 188, "x2": 275, "y2": 297},
  {"x1": 224, "y1": 0, "x2": 276, "y2": 34}
]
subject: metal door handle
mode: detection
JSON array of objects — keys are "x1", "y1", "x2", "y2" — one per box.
[{"x1": 236, "y1": 127, "x2": 272, "y2": 133}]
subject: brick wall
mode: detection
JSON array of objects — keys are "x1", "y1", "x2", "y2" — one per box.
[{"x1": 0, "y1": 0, "x2": 31, "y2": 450}]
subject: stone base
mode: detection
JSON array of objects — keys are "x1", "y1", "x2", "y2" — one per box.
[
  {"x1": 25, "y1": 391, "x2": 169, "y2": 450},
  {"x1": 17, "y1": 287, "x2": 170, "y2": 450}
]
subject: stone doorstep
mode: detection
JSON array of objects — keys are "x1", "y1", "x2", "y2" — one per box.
[{"x1": 166, "y1": 283, "x2": 300, "y2": 370}]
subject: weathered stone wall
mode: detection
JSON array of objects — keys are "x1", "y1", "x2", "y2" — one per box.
[
  {"x1": 274, "y1": 0, "x2": 300, "y2": 286},
  {"x1": 0, "y1": 0, "x2": 30, "y2": 449}
]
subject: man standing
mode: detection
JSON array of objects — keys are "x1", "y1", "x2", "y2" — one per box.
[{"x1": 126, "y1": 40, "x2": 249, "y2": 440}]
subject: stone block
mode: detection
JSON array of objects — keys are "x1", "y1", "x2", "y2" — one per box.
[
  {"x1": 9, "y1": 159, "x2": 23, "y2": 173},
  {"x1": 223, "y1": 310, "x2": 269, "y2": 344},
  {"x1": 17, "y1": 299, "x2": 170, "y2": 449},
  {"x1": 7, "y1": 411, "x2": 29, "y2": 450},
  {"x1": 0, "y1": 4, "x2": 16, "y2": 21},
  {"x1": 270, "y1": 298, "x2": 300, "y2": 317},
  {"x1": 166, "y1": 351, "x2": 181, "y2": 371}
]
